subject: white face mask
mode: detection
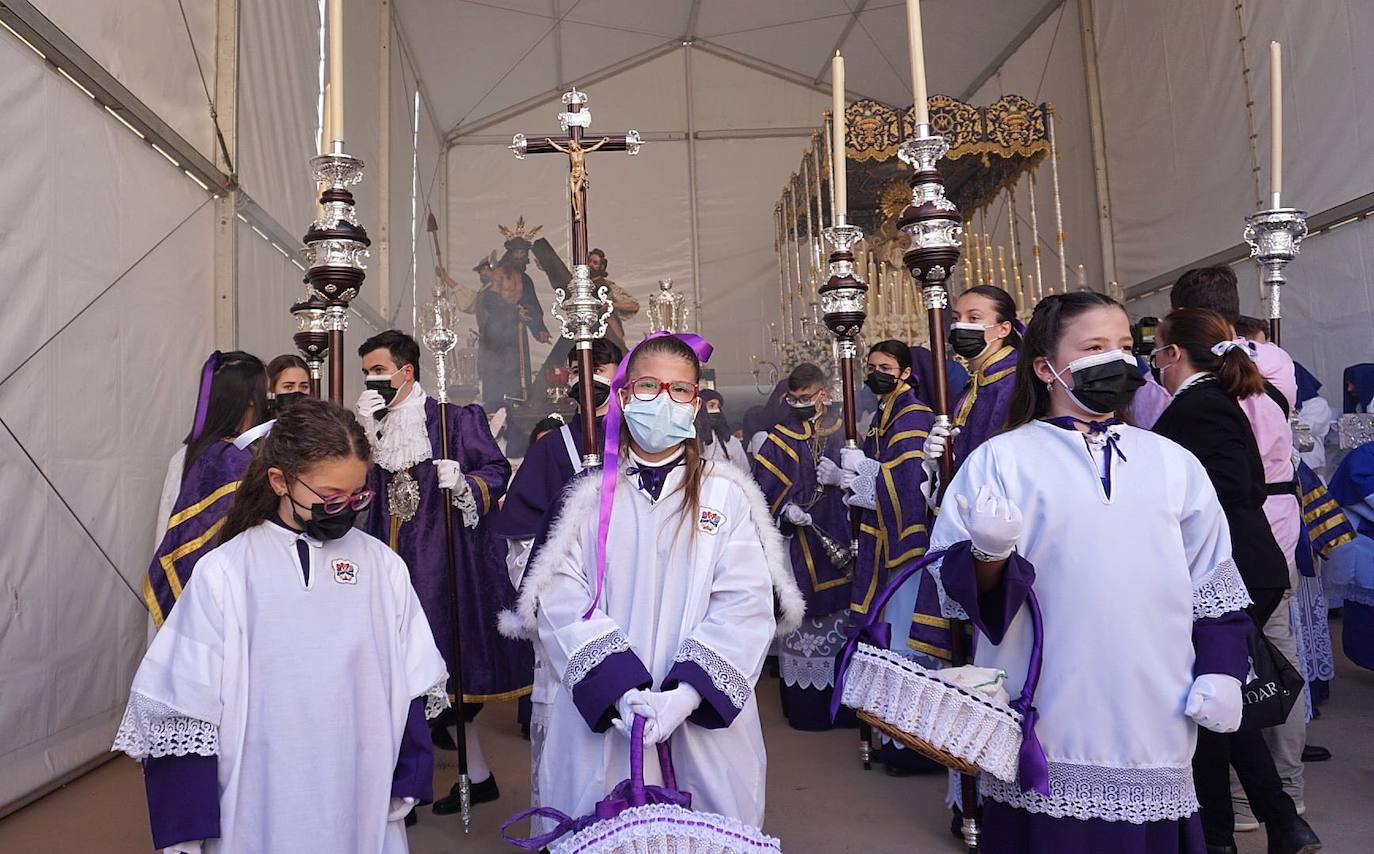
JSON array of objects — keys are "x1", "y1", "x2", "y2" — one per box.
[{"x1": 623, "y1": 393, "x2": 697, "y2": 453}]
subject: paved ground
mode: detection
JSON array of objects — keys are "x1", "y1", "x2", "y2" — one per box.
[{"x1": 3, "y1": 623, "x2": 1371, "y2": 853}]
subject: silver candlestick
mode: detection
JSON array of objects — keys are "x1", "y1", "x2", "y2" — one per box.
[{"x1": 1243, "y1": 206, "x2": 1308, "y2": 346}]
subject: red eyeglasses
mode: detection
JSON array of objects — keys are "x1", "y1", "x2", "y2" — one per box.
[
  {"x1": 627, "y1": 376, "x2": 699, "y2": 404},
  {"x1": 296, "y1": 479, "x2": 374, "y2": 515}
]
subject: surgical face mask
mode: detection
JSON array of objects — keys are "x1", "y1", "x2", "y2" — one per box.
[
  {"x1": 623, "y1": 393, "x2": 697, "y2": 454},
  {"x1": 365, "y1": 368, "x2": 406, "y2": 406},
  {"x1": 1147, "y1": 346, "x2": 1178, "y2": 387},
  {"x1": 950, "y1": 322, "x2": 993, "y2": 360},
  {"x1": 788, "y1": 402, "x2": 817, "y2": 422},
  {"x1": 864, "y1": 370, "x2": 899, "y2": 396},
  {"x1": 270, "y1": 391, "x2": 308, "y2": 414},
  {"x1": 288, "y1": 493, "x2": 359, "y2": 541},
  {"x1": 1047, "y1": 350, "x2": 1145, "y2": 416},
  {"x1": 568, "y1": 374, "x2": 612, "y2": 411}
]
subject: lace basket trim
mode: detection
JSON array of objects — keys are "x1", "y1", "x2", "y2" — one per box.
[
  {"x1": 840, "y1": 644, "x2": 1022, "y2": 783},
  {"x1": 112, "y1": 692, "x2": 218, "y2": 760},
  {"x1": 981, "y1": 761, "x2": 1198, "y2": 824},
  {"x1": 423, "y1": 678, "x2": 451, "y2": 720},
  {"x1": 1193, "y1": 558, "x2": 1252, "y2": 619},
  {"x1": 551, "y1": 803, "x2": 781, "y2": 854},
  {"x1": 675, "y1": 638, "x2": 750, "y2": 711},
  {"x1": 779, "y1": 655, "x2": 835, "y2": 690},
  {"x1": 564, "y1": 630, "x2": 632, "y2": 692}
]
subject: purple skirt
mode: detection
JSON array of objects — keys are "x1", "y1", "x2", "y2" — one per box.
[{"x1": 980, "y1": 800, "x2": 1205, "y2": 854}]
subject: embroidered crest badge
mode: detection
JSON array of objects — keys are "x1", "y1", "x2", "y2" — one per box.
[
  {"x1": 698, "y1": 507, "x2": 725, "y2": 535},
  {"x1": 332, "y1": 559, "x2": 358, "y2": 585}
]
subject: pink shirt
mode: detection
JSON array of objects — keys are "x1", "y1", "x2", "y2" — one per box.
[{"x1": 1238, "y1": 340, "x2": 1299, "y2": 564}]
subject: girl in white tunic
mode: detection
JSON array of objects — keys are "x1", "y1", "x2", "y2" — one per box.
[
  {"x1": 505, "y1": 332, "x2": 803, "y2": 835},
  {"x1": 114, "y1": 399, "x2": 448, "y2": 854},
  {"x1": 926, "y1": 293, "x2": 1253, "y2": 854}
]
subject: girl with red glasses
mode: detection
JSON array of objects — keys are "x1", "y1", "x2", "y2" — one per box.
[{"x1": 115, "y1": 398, "x2": 448, "y2": 854}]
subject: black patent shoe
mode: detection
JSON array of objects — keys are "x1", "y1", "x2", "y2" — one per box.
[
  {"x1": 1266, "y1": 815, "x2": 1322, "y2": 854},
  {"x1": 430, "y1": 725, "x2": 458, "y2": 751},
  {"x1": 1301, "y1": 744, "x2": 1331, "y2": 762},
  {"x1": 432, "y1": 775, "x2": 500, "y2": 815},
  {"x1": 1206, "y1": 845, "x2": 1238, "y2": 854}
]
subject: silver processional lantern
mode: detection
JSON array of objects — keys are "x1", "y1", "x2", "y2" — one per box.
[{"x1": 1242, "y1": 206, "x2": 1307, "y2": 347}]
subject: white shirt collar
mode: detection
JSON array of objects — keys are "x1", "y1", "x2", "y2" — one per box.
[
  {"x1": 627, "y1": 446, "x2": 685, "y2": 469},
  {"x1": 1175, "y1": 372, "x2": 1211, "y2": 395}
]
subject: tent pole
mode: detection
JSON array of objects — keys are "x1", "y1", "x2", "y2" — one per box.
[
  {"x1": 1078, "y1": 0, "x2": 1116, "y2": 290},
  {"x1": 684, "y1": 42, "x2": 704, "y2": 330},
  {"x1": 212, "y1": 0, "x2": 239, "y2": 349}
]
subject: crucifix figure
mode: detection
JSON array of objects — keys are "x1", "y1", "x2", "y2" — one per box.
[{"x1": 511, "y1": 87, "x2": 641, "y2": 465}]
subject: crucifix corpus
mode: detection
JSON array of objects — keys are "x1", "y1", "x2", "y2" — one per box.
[{"x1": 510, "y1": 87, "x2": 642, "y2": 466}]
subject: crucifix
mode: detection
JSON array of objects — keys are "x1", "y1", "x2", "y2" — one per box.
[{"x1": 510, "y1": 87, "x2": 642, "y2": 466}]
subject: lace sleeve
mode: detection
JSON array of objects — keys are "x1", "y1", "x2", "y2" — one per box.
[
  {"x1": 1193, "y1": 558, "x2": 1251, "y2": 619},
  {"x1": 422, "y1": 678, "x2": 451, "y2": 720},
  {"x1": 562, "y1": 630, "x2": 632, "y2": 692},
  {"x1": 112, "y1": 692, "x2": 219, "y2": 760},
  {"x1": 674, "y1": 638, "x2": 750, "y2": 711}
]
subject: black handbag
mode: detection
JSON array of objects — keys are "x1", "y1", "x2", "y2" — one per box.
[{"x1": 1238, "y1": 629, "x2": 1304, "y2": 731}]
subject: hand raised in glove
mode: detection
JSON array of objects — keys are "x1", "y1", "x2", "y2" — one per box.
[
  {"x1": 433, "y1": 459, "x2": 467, "y2": 492},
  {"x1": 956, "y1": 484, "x2": 1023, "y2": 562},
  {"x1": 355, "y1": 388, "x2": 387, "y2": 420}
]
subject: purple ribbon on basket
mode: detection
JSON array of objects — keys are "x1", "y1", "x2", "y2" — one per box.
[
  {"x1": 1010, "y1": 589, "x2": 1049, "y2": 796},
  {"x1": 190, "y1": 351, "x2": 222, "y2": 443},
  {"x1": 585, "y1": 331, "x2": 714, "y2": 619},
  {"x1": 500, "y1": 715, "x2": 693, "y2": 850},
  {"x1": 829, "y1": 550, "x2": 945, "y2": 720}
]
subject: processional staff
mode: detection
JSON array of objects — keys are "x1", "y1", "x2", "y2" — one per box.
[{"x1": 509, "y1": 88, "x2": 641, "y2": 465}]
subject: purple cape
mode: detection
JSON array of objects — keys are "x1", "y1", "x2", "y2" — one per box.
[
  {"x1": 363, "y1": 398, "x2": 531, "y2": 703},
  {"x1": 952, "y1": 345, "x2": 1019, "y2": 463},
  {"x1": 850, "y1": 385, "x2": 935, "y2": 617},
  {"x1": 751, "y1": 413, "x2": 852, "y2": 617},
  {"x1": 494, "y1": 412, "x2": 604, "y2": 541},
  {"x1": 146, "y1": 440, "x2": 253, "y2": 626}
]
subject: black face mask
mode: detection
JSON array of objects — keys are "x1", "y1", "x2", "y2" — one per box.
[
  {"x1": 950, "y1": 324, "x2": 991, "y2": 360},
  {"x1": 271, "y1": 391, "x2": 308, "y2": 414},
  {"x1": 708, "y1": 412, "x2": 729, "y2": 432},
  {"x1": 366, "y1": 375, "x2": 401, "y2": 406},
  {"x1": 568, "y1": 376, "x2": 611, "y2": 411},
  {"x1": 788, "y1": 403, "x2": 817, "y2": 423},
  {"x1": 1053, "y1": 351, "x2": 1145, "y2": 416},
  {"x1": 865, "y1": 371, "x2": 899, "y2": 396},
  {"x1": 289, "y1": 496, "x2": 358, "y2": 541}
]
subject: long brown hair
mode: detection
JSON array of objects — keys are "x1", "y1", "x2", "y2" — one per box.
[
  {"x1": 1157, "y1": 308, "x2": 1264, "y2": 399},
  {"x1": 620, "y1": 335, "x2": 705, "y2": 528},
  {"x1": 1004, "y1": 291, "x2": 1128, "y2": 430},
  {"x1": 961, "y1": 285, "x2": 1022, "y2": 348},
  {"x1": 219, "y1": 398, "x2": 371, "y2": 543}
]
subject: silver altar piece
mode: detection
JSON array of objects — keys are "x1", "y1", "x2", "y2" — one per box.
[
  {"x1": 648, "y1": 278, "x2": 690, "y2": 333},
  {"x1": 1243, "y1": 206, "x2": 1308, "y2": 332},
  {"x1": 820, "y1": 220, "x2": 869, "y2": 452},
  {"x1": 422, "y1": 286, "x2": 460, "y2": 406},
  {"x1": 290, "y1": 290, "x2": 329, "y2": 392},
  {"x1": 551, "y1": 264, "x2": 614, "y2": 342}
]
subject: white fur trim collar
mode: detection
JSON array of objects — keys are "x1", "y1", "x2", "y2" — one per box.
[{"x1": 499, "y1": 461, "x2": 805, "y2": 639}]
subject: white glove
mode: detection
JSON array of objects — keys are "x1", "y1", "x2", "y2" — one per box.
[
  {"x1": 956, "y1": 484, "x2": 1023, "y2": 561},
  {"x1": 163, "y1": 843, "x2": 203, "y2": 854},
  {"x1": 816, "y1": 456, "x2": 848, "y2": 487},
  {"x1": 921, "y1": 424, "x2": 959, "y2": 484},
  {"x1": 433, "y1": 458, "x2": 466, "y2": 492},
  {"x1": 355, "y1": 388, "x2": 387, "y2": 420},
  {"x1": 839, "y1": 447, "x2": 869, "y2": 474},
  {"x1": 388, "y1": 796, "x2": 416, "y2": 822},
  {"x1": 613, "y1": 688, "x2": 652, "y2": 735},
  {"x1": 627, "y1": 684, "x2": 702, "y2": 745},
  {"x1": 1185, "y1": 673, "x2": 1244, "y2": 733},
  {"x1": 781, "y1": 503, "x2": 813, "y2": 527}
]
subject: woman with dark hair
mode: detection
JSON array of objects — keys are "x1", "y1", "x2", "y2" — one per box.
[
  {"x1": 1150, "y1": 309, "x2": 1320, "y2": 853},
  {"x1": 925, "y1": 292, "x2": 1255, "y2": 853},
  {"x1": 507, "y1": 332, "x2": 802, "y2": 835},
  {"x1": 117, "y1": 398, "x2": 448, "y2": 854},
  {"x1": 699, "y1": 389, "x2": 749, "y2": 472},
  {"x1": 746, "y1": 378, "x2": 792, "y2": 457},
  {"x1": 147, "y1": 351, "x2": 268, "y2": 627},
  {"x1": 266, "y1": 353, "x2": 311, "y2": 414}
]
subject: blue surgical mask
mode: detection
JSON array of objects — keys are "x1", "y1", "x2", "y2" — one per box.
[{"x1": 623, "y1": 394, "x2": 698, "y2": 453}]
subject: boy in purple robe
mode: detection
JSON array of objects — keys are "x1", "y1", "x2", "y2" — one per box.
[
  {"x1": 355, "y1": 330, "x2": 526, "y2": 814},
  {"x1": 146, "y1": 351, "x2": 267, "y2": 626},
  {"x1": 751, "y1": 363, "x2": 854, "y2": 729}
]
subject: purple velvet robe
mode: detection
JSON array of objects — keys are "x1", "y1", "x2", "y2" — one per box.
[
  {"x1": 494, "y1": 412, "x2": 603, "y2": 542},
  {"x1": 850, "y1": 386, "x2": 935, "y2": 618},
  {"x1": 364, "y1": 399, "x2": 531, "y2": 704},
  {"x1": 145, "y1": 441, "x2": 253, "y2": 626},
  {"x1": 951, "y1": 344, "x2": 1019, "y2": 462},
  {"x1": 751, "y1": 414, "x2": 852, "y2": 617}
]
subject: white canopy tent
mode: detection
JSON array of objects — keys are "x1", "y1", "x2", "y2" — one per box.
[{"x1": 1, "y1": 0, "x2": 1372, "y2": 815}]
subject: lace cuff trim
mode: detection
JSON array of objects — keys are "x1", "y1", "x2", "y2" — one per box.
[
  {"x1": 563, "y1": 630, "x2": 632, "y2": 692},
  {"x1": 453, "y1": 480, "x2": 480, "y2": 528},
  {"x1": 675, "y1": 638, "x2": 750, "y2": 710},
  {"x1": 980, "y1": 761, "x2": 1198, "y2": 824},
  {"x1": 926, "y1": 548, "x2": 971, "y2": 621},
  {"x1": 1193, "y1": 558, "x2": 1252, "y2": 619},
  {"x1": 848, "y1": 464, "x2": 878, "y2": 511},
  {"x1": 423, "y1": 678, "x2": 451, "y2": 720},
  {"x1": 112, "y1": 692, "x2": 219, "y2": 760}
]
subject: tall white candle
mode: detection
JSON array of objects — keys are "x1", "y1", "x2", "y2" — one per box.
[
  {"x1": 832, "y1": 51, "x2": 848, "y2": 217},
  {"x1": 329, "y1": 0, "x2": 344, "y2": 144},
  {"x1": 906, "y1": 0, "x2": 930, "y2": 128},
  {"x1": 1270, "y1": 40, "x2": 1282, "y2": 204}
]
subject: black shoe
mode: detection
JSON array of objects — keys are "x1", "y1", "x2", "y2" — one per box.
[
  {"x1": 432, "y1": 775, "x2": 500, "y2": 815},
  {"x1": 1266, "y1": 815, "x2": 1321, "y2": 854},
  {"x1": 1301, "y1": 744, "x2": 1331, "y2": 762},
  {"x1": 1206, "y1": 845, "x2": 1238, "y2": 854},
  {"x1": 404, "y1": 808, "x2": 417, "y2": 828},
  {"x1": 521, "y1": 722, "x2": 531, "y2": 741},
  {"x1": 430, "y1": 726, "x2": 457, "y2": 752},
  {"x1": 949, "y1": 806, "x2": 963, "y2": 841},
  {"x1": 884, "y1": 763, "x2": 918, "y2": 778}
]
